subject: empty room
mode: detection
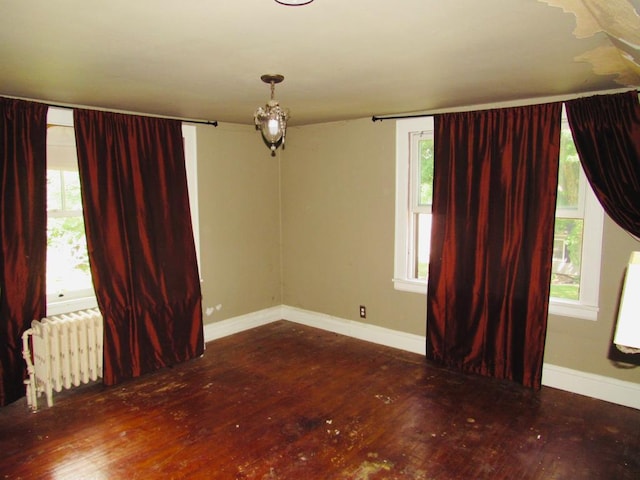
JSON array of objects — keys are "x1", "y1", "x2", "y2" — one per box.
[{"x1": 1, "y1": 1, "x2": 639, "y2": 479}]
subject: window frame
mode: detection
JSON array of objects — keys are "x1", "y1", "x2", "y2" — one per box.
[
  {"x1": 46, "y1": 108, "x2": 96, "y2": 315},
  {"x1": 46, "y1": 107, "x2": 200, "y2": 315},
  {"x1": 393, "y1": 114, "x2": 604, "y2": 320},
  {"x1": 549, "y1": 112, "x2": 603, "y2": 320},
  {"x1": 394, "y1": 117, "x2": 434, "y2": 294}
]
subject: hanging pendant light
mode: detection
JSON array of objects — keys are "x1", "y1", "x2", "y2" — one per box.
[{"x1": 254, "y1": 74, "x2": 289, "y2": 156}]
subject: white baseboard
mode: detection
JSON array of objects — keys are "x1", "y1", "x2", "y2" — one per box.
[
  {"x1": 280, "y1": 305, "x2": 426, "y2": 355},
  {"x1": 203, "y1": 305, "x2": 283, "y2": 343},
  {"x1": 541, "y1": 363, "x2": 640, "y2": 410},
  {"x1": 203, "y1": 304, "x2": 639, "y2": 410}
]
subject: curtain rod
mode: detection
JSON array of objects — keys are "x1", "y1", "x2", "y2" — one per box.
[
  {"x1": 371, "y1": 113, "x2": 430, "y2": 122},
  {"x1": 371, "y1": 88, "x2": 640, "y2": 122},
  {"x1": 1, "y1": 96, "x2": 219, "y2": 127},
  {"x1": 46, "y1": 102, "x2": 218, "y2": 127}
]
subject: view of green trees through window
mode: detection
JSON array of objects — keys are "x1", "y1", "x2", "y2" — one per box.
[
  {"x1": 415, "y1": 138, "x2": 434, "y2": 279},
  {"x1": 419, "y1": 138, "x2": 434, "y2": 206},
  {"x1": 550, "y1": 128, "x2": 583, "y2": 301}
]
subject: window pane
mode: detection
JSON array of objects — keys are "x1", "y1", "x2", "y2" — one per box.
[
  {"x1": 418, "y1": 138, "x2": 434, "y2": 207},
  {"x1": 47, "y1": 169, "x2": 82, "y2": 212},
  {"x1": 47, "y1": 170, "x2": 63, "y2": 211},
  {"x1": 414, "y1": 213, "x2": 432, "y2": 279},
  {"x1": 62, "y1": 170, "x2": 83, "y2": 211},
  {"x1": 550, "y1": 218, "x2": 583, "y2": 301},
  {"x1": 46, "y1": 216, "x2": 92, "y2": 296},
  {"x1": 557, "y1": 129, "x2": 580, "y2": 210}
]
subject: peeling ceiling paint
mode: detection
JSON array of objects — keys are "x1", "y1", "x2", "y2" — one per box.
[
  {"x1": 539, "y1": 0, "x2": 640, "y2": 86},
  {"x1": 577, "y1": 45, "x2": 639, "y2": 85}
]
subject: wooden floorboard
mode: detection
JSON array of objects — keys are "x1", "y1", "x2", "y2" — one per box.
[{"x1": 1, "y1": 320, "x2": 638, "y2": 479}]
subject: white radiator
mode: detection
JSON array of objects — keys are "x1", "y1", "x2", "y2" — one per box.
[{"x1": 22, "y1": 308, "x2": 103, "y2": 410}]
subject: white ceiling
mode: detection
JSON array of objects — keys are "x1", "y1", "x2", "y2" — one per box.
[{"x1": 1, "y1": 0, "x2": 638, "y2": 126}]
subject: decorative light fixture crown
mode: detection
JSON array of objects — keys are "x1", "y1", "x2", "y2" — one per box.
[
  {"x1": 275, "y1": 0, "x2": 314, "y2": 5},
  {"x1": 254, "y1": 74, "x2": 289, "y2": 156}
]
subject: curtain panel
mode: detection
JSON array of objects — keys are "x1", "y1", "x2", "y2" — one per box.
[
  {"x1": 0, "y1": 98, "x2": 47, "y2": 406},
  {"x1": 565, "y1": 91, "x2": 640, "y2": 238},
  {"x1": 427, "y1": 103, "x2": 562, "y2": 389},
  {"x1": 73, "y1": 109, "x2": 204, "y2": 385}
]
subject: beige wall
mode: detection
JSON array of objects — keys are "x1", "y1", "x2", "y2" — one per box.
[
  {"x1": 196, "y1": 122, "x2": 282, "y2": 322},
  {"x1": 281, "y1": 119, "x2": 427, "y2": 335},
  {"x1": 199, "y1": 116, "x2": 640, "y2": 385}
]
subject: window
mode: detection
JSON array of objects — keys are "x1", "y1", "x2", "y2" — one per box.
[
  {"x1": 46, "y1": 108, "x2": 95, "y2": 315},
  {"x1": 46, "y1": 142, "x2": 94, "y2": 305},
  {"x1": 394, "y1": 117, "x2": 434, "y2": 293},
  {"x1": 549, "y1": 113, "x2": 603, "y2": 320},
  {"x1": 394, "y1": 111, "x2": 603, "y2": 320},
  {"x1": 46, "y1": 108, "x2": 200, "y2": 315}
]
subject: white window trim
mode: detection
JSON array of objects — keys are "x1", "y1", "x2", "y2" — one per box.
[
  {"x1": 393, "y1": 116, "x2": 604, "y2": 321},
  {"x1": 46, "y1": 108, "x2": 200, "y2": 315},
  {"x1": 182, "y1": 124, "x2": 201, "y2": 279}
]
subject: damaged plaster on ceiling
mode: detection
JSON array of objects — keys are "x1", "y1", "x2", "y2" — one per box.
[{"x1": 540, "y1": 0, "x2": 640, "y2": 86}]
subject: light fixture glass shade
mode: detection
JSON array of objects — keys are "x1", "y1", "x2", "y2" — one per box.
[{"x1": 255, "y1": 101, "x2": 287, "y2": 154}]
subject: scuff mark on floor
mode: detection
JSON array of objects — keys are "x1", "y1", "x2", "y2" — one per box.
[
  {"x1": 374, "y1": 394, "x2": 393, "y2": 404},
  {"x1": 343, "y1": 453, "x2": 394, "y2": 480}
]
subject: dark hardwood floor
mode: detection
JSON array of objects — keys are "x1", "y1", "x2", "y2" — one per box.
[{"x1": 1, "y1": 320, "x2": 638, "y2": 479}]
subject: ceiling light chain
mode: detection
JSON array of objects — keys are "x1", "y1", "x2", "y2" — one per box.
[{"x1": 270, "y1": 79, "x2": 276, "y2": 101}]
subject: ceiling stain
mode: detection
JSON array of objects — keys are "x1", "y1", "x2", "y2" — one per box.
[
  {"x1": 540, "y1": 0, "x2": 640, "y2": 86},
  {"x1": 577, "y1": 45, "x2": 639, "y2": 85}
]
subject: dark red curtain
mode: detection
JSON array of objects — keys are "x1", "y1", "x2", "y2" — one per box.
[
  {"x1": 73, "y1": 109, "x2": 204, "y2": 386},
  {"x1": 0, "y1": 98, "x2": 47, "y2": 405},
  {"x1": 427, "y1": 103, "x2": 562, "y2": 389},
  {"x1": 565, "y1": 91, "x2": 640, "y2": 238}
]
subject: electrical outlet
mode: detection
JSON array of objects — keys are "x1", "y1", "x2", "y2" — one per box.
[{"x1": 359, "y1": 305, "x2": 366, "y2": 318}]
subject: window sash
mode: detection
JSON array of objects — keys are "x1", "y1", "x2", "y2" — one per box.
[{"x1": 410, "y1": 132, "x2": 433, "y2": 213}]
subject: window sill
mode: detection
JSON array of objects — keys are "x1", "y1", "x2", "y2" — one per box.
[
  {"x1": 393, "y1": 278, "x2": 598, "y2": 321},
  {"x1": 548, "y1": 300, "x2": 598, "y2": 321},
  {"x1": 393, "y1": 278, "x2": 427, "y2": 295},
  {"x1": 47, "y1": 296, "x2": 98, "y2": 316}
]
